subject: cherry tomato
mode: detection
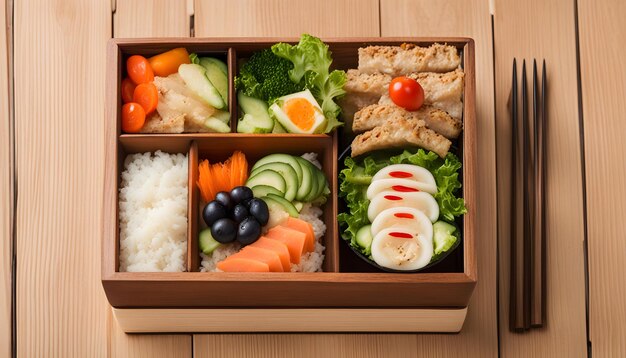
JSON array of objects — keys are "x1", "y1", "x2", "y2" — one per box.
[
  {"x1": 126, "y1": 55, "x2": 154, "y2": 84},
  {"x1": 121, "y1": 78, "x2": 136, "y2": 103},
  {"x1": 121, "y1": 102, "x2": 146, "y2": 133},
  {"x1": 133, "y1": 82, "x2": 159, "y2": 115},
  {"x1": 388, "y1": 76, "x2": 424, "y2": 111}
]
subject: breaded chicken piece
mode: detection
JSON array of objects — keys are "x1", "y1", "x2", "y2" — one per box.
[
  {"x1": 353, "y1": 104, "x2": 462, "y2": 139},
  {"x1": 344, "y1": 69, "x2": 391, "y2": 94},
  {"x1": 140, "y1": 111, "x2": 185, "y2": 133},
  {"x1": 358, "y1": 43, "x2": 460, "y2": 76},
  {"x1": 351, "y1": 117, "x2": 451, "y2": 158},
  {"x1": 337, "y1": 94, "x2": 380, "y2": 132}
]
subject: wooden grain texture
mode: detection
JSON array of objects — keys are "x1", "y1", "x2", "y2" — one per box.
[
  {"x1": 380, "y1": 0, "x2": 498, "y2": 356},
  {"x1": 110, "y1": 2, "x2": 193, "y2": 357},
  {"x1": 1, "y1": 0, "x2": 13, "y2": 356},
  {"x1": 193, "y1": 0, "x2": 379, "y2": 37},
  {"x1": 14, "y1": 0, "x2": 111, "y2": 356},
  {"x1": 114, "y1": 0, "x2": 190, "y2": 38},
  {"x1": 117, "y1": 307, "x2": 467, "y2": 333},
  {"x1": 578, "y1": 0, "x2": 626, "y2": 355},
  {"x1": 493, "y1": 0, "x2": 587, "y2": 355},
  {"x1": 109, "y1": 308, "x2": 192, "y2": 358}
]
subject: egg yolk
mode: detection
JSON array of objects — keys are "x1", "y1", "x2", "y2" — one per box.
[{"x1": 284, "y1": 98, "x2": 315, "y2": 131}]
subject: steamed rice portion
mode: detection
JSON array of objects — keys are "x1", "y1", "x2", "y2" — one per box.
[
  {"x1": 119, "y1": 151, "x2": 188, "y2": 272},
  {"x1": 200, "y1": 153, "x2": 327, "y2": 272}
]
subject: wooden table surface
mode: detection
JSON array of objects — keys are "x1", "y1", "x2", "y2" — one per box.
[{"x1": 1, "y1": 0, "x2": 624, "y2": 356}]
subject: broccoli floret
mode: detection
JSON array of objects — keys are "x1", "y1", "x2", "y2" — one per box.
[{"x1": 234, "y1": 49, "x2": 304, "y2": 103}]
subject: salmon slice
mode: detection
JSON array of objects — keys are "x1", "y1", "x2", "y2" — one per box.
[
  {"x1": 232, "y1": 246, "x2": 284, "y2": 272},
  {"x1": 251, "y1": 237, "x2": 291, "y2": 271},
  {"x1": 217, "y1": 258, "x2": 269, "y2": 272},
  {"x1": 265, "y1": 226, "x2": 307, "y2": 264},
  {"x1": 283, "y1": 218, "x2": 316, "y2": 253}
]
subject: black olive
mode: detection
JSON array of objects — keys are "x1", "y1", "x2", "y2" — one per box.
[
  {"x1": 236, "y1": 217, "x2": 262, "y2": 245},
  {"x1": 230, "y1": 186, "x2": 254, "y2": 205},
  {"x1": 248, "y1": 198, "x2": 270, "y2": 226},
  {"x1": 215, "y1": 191, "x2": 234, "y2": 210},
  {"x1": 211, "y1": 218, "x2": 237, "y2": 243},
  {"x1": 202, "y1": 201, "x2": 228, "y2": 227},
  {"x1": 231, "y1": 204, "x2": 249, "y2": 223}
]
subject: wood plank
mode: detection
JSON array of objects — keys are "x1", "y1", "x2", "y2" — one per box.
[
  {"x1": 108, "y1": 308, "x2": 191, "y2": 358},
  {"x1": 193, "y1": 0, "x2": 379, "y2": 37},
  {"x1": 1, "y1": 0, "x2": 13, "y2": 356},
  {"x1": 493, "y1": 0, "x2": 587, "y2": 355},
  {"x1": 13, "y1": 0, "x2": 111, "y2": 356},
  {"x1": 380, "y1": 0, "x2": 498, "y2": 356},
  {"x1": 578, "y1": 0, "x2": 626, "y2": 355},
  {"x1": 109, "y1": 2, "x2": 193, "y2": 357},
  {"x1": 114, "y1": 0, "x2": 190, "y2": 38},
  {"x1": 115, "y1": 307, "x2": 468, "y2": 333}
]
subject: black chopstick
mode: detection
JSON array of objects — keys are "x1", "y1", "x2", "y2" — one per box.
[
  {"x1": 510, "y1": 59, "x2": 525, "y2": 331},
  {"x1": 531, "y1": 61, "x2": 547, "y2": 327},
  {"x1": 521, "y1": 60, "x2": 533, "y2": 330}
]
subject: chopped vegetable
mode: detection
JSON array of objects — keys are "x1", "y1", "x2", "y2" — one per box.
[
  {"x1": 148, "y1": 47, "x2": 190, "y2": 77},
  {"x1": 126, "y1": 55, "x2": 154, "y2": 84},
  {"x1": 133, "y1": 82, "x2": 159, "y2": 115},
  {"x1": 234, "y1": 49, "x2": 305, "y2": 103},
  {"x1": 197, "y1": 151, "x2": 249, "y2": 202},
  {"x1": 121, "y1": 78, "x2": 136, "y2": 103},
  {"x1": 271, "y1": 34, "x2": 346, "y2": 132},
  {"x1": 121, "y1": 102, "x2": 146, "y2": 133}
]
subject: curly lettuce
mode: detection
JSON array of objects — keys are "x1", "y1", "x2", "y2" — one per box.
[
  {"x1": 338, "y1": 149, "x2": 467, "y2": 254},
  {"x1": 271, "y1": 34, "x2": 346, "y2": 132}
]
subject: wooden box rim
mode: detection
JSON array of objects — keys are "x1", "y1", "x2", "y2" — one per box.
[{"x1": 102, "y1": 37, "x2": 477, "y2": 307}]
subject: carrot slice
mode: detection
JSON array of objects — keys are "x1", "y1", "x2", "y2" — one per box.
[
  {"x1": 121, "y1": 102, "x2": 145, "y2": 133},
  {"x1": 148, "y1": 48, "x2": 190, "y2": 77},
  {"x1": 217, "y1": 258, "x2": 269, "y2": 272},
  {"x1": 265, "y1": 226, "x2": 307, "y2": 264},
  {"x1": 232, "y1": 246, "x2": 283, "y2": 272},
  {"x1": 283, "y1": 217, "x2": 315, "y2": 253},
  {"x1": 133, "y1": 82, "x2": 158, "y2": 115},
  {"x1": 252, "y1": 237, "x2": 291, "y2": 271}
]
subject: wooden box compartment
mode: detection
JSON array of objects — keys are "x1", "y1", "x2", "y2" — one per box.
[{"x1": 103, "y1": 38, "x2": 476, "y2": 309}]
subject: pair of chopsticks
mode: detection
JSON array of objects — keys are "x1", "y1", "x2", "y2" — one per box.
[{"x1": 509, "y1": 59, "x2": 547, "y2": 331}]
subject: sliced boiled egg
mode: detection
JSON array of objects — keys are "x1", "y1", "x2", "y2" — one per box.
[
  {"x1": 367, "y1": 191, "x2": 439, "y2": 223},
  {"x1": 268, "y1": 90, "x2": 326, "y2": 134},
  {"x1": 370, "y1": 227, "x2": 433, "y2": 271},
  {"x1": 372, "y1": 164, "x2": 437, "y2": 194},
  {"x1": 370, "y1": 207, "x2": 433, "y2": 238},
  {"x1": 366, "y1": 178, "x2": 432, "y2": 200}
]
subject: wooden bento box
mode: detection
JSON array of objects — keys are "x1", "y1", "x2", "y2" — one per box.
[{"x1": 102, "y1": 38, "x2": 477, "y2": 313}]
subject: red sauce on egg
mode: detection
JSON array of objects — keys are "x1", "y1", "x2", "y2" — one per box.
[
  {"x1": 394, "y1": 213, "x2": 415, "y2": 219},
  {"x1": 389, "y1": 171, "x2": 412, "y2": 178},
  {"x1": 389, "y1": 232, "x2": 413, "y2": 239},
  {"x1": 391, "y1": 185, "x2": 419, "y2": 192},
  {"x1": 384, "y1": 195, "x2": 403, "y2": 201}
]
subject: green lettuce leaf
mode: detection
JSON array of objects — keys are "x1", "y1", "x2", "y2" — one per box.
[
  {"x1": 338, "y1": 149, "x2": 467, "y2": 256},
  {"x1": 271, "y1": 34, "x2": 345, "y2": 133}
]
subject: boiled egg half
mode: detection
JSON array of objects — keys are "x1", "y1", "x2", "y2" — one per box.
[
  {"x1": 372, "y1": 164, "x2": 437, "y2": 194},
  {"x1": 367, "y1": 191, "x2": 440, "y2": 222},
  {"x1": 269, "y1": 90, "x2": 326, "y2": 134},
  {"x1": 370, "y1": 227, "x2": 433, "y2": 271}
]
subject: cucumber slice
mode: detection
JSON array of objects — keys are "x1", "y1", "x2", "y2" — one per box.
[
  {"x1": 251, "y1": 185, "x2": 284, "y2": 198},
  {"x1": 263, "y1": 194, "x2": 299, "y2": 217},
  {"x1": 250, "y1": 162, "x2": 298, "y2": 201},
  {"x1": 311, "y1": 165, "x2": 328, "y2": 200},
  {"x1": 237, "y1": 91, "x2": 274, "y2": 133},
  {"x1": 199, "y1": 228, "x2": 221, "y2": 254},
  {"x1": 200, "y1": 57, "x2": 228, "y2": 103},
  {"x1": 271, "y1": 120, "x2": 287, "y2": 133},
  {"x1": 245, "y1": 170, "x2": 286, "y2": 195},
  {"x1": 200, "y1": 57, "x2": 227, "y2": 75},
  {"x1": 433, "y1": 221, "x2": 458, "y2": 256},
  {"x1": 293, "y1": 201, "x2": 304, "y2": 212},
  {"x1": 356, "y1": 225, "x2": 373, "y2": 253},
  {"x1": 211, "y1": 110, "x2": 231, "y2": 123},
  {"x1": 204, "y1": 117, "x2": 231, "y2": 133},
  {"x1": 295, "y1": 157, "x2": 319, "y2": 202},
  {"x1": 252, "y1": 154, "x2": 303, "y2": 186},
  {"x1": 178, "y1": 64, "x2": 226, "y2": 109}
]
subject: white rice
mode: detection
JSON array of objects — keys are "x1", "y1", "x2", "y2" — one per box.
[
  {"x1": 119, "y1": 151, "x2": 188, "y2": 272},
  {"x1": 200, "y1": 153, "x2": 327, "y2": 272}
]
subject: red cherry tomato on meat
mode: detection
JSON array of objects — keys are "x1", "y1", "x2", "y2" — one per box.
[
  {"x1": 389, "y1": 77, "x2": 424, "y2": 111},
  {"x1": 126, "y1": 55, "x2": 154, "y2": 84},
  {"x1": 121, "y1": 78, "x2": 136, "y2": 104}
]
